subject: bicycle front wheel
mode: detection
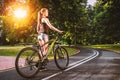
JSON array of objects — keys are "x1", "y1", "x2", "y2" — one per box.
[
  {"x1": 15, "y1": 47, "x2": 41, "y2": 78},
  {"x1": 54, "y1": 46, "x2": 69, "y2": 70}
]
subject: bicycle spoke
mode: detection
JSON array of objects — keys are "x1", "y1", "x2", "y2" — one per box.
[
  {"x1": 15, "y1": 47, "x2": 41, "y2": 78},
  {"x1": 54, "y1": 47, "x2": 69, "y2": 70}
]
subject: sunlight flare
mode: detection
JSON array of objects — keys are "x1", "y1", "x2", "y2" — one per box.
[{"x1": 14, "y1": 8, "x2": 27, "y2": 18}]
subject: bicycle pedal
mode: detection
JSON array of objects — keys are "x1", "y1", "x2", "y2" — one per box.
[
  {"x1": 39, "y1": 66, "x2": 47, "y2": 71},
  {"x1": 39, "y1": 68, "x2": 47, "y2": 71}
]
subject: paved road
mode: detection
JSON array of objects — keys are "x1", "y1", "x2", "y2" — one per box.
[
  {"x1": 0, "y1": 48, "x2": 120, "y2": 80},
  {"x1": 0, "y1": 56, "x2": 16, "y2": 71}
]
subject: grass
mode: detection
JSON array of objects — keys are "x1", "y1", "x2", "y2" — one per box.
[
  {"x1": 0, "y1": 46, "x2": 27, "y2": 56},
  {"x1": 0, "y1": 45, "x2": 79, "y2": 57},
  {"x1": 1, "y1": 44, "x2": 119, "y2": 57},
  {"x1": 84, "y1": 44, "x2": 120, "y2": 53}
]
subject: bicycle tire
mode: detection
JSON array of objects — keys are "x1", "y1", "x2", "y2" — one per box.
[
  {"x1": 54, "y1": 46, "x2": 69, "y2": 70},
  {"x1": 15, "y1": 47, "x2": 41, "y2": 78}
]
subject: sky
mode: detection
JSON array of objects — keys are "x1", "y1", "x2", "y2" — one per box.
[{"x1": 87, "y1": 0, "x2": 97, "y2": 6}]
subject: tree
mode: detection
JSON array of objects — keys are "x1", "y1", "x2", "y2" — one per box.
[
  {"x1": 1, "y1": 0, "x2": 88, "y2": 45},
  {"x1": 39, "y1": 0, "x2": 87, "y2": 45},
  {"x1": 93, "y1": 0, "x2": 120, "y2": 44}
]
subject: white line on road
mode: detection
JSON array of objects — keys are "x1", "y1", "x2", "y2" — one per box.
[{"x1": 42, "y1": 50, "x2": 99, "y2": 80}]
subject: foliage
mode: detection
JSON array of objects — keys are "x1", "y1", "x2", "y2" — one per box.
[
  {"x1": 0, "y1": 0, "x2": 119, "y2": 45},
  {"x1": 40, "y1": 0, "x2": 87, "y2": 45},
  {"x1": 88, "y1": 0, "x2": 120, "y2": 44},
  {"x1": 0, "y1": 0, "x2": 87, "y2": 45}
]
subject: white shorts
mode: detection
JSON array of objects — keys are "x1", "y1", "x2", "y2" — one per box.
[{"x1": 38, "y1": 33, "x2": 48, "y2": 40}]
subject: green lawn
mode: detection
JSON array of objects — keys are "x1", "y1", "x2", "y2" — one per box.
[
  {"x1": 0, "y1": 46, "x2": 27, "y2": 56},
  {"x1": 84, "y1": 44, "x2": 120, "y2": 53},
  {"x1": 0, "y1": 45, "x2": 79, "y2": 57},
  {"x1": 1, "y1": 44, "x2": 119, "y2": 57}
]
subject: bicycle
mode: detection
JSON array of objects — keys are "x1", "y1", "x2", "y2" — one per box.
[{"x1": 15, "y1": 34, "x2": 69, "y2": 78}]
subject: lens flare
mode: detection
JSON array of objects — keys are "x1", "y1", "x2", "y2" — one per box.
[{"x1": 14, "y1": 8, "x2": 27, "y2": 18}]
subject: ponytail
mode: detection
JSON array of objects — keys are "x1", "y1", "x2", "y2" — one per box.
[
  {"x1": 37, "y1": 8, "x2": 48, "y2": 32},
  {"x1": 37, "y1": 8, "x2": 48, "y2": 24}
]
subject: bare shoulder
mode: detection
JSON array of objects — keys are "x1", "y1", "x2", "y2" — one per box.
[{"x1": 42, "y1": 17, "x2": 50, "y2": 23}]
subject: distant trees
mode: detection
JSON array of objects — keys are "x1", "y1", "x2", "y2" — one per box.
[
  {"x1": 0, "y1": 0, "x2": 119, "y2": 45},
  {"x1": 87, "y1": 0, "x2": 120, "y2": 44},
  {"x1": 0, "y1": 0, "x2": 87, "y2": 45},
  {"x1": 39, "y1": 0, "x2": 87, "y2": 45}
]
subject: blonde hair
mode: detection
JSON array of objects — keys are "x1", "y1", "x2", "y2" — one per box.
[
  {"x1": 37, "y1": 8, "x2": 48, "y2": 24},
  {"x1": 37, "y1": 8, "x2": 49, "y2": 33}
]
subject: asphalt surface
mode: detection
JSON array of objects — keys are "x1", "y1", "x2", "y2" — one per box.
[{"x1": 0, "y1": 48, "x2": 120, "y2": 80}]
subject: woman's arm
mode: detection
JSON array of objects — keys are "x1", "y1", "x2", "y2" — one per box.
[{"x1": 43, "y1": 18, "x2": 63, "y2": 34}]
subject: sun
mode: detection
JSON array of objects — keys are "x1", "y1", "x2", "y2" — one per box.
[{"x1": 14, "y1": 8, "x2": 27, "y2": 18}]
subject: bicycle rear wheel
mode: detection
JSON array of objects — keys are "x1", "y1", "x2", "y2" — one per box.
[
  {"x1": 54, "y1": 46, "x2": 69, "y2": 70},
  {"x1": 15, "y1": 47, "x2": 41, "y2": 78}
]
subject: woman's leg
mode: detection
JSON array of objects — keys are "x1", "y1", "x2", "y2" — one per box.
[
  {"x1": 38, "y1": 34, "x2": 48, "y2": 56},
  {"x1": 38, "y1": 34, "x2": 45, "y2": 57},
  {"x1": 43, "y1": 37, "x2": 49, "y2": 56},
  {"x1": 42, "y1": 33, "x2": 49, "y2": 56}
]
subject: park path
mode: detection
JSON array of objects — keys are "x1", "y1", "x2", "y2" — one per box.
[{"x1": 0, "y1": 56, "x2": 16, "y2": 71}]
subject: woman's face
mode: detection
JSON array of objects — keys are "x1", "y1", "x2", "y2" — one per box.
[{"x1": 44, "y1": 10, "x2": 48, "y2": 17}]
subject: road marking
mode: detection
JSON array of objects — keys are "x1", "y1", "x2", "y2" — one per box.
[{"x1": 42, "y1": 50, "x2": 99, "y2": 80}]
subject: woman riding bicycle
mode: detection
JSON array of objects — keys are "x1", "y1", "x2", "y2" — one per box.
[
  {"x1": 37, "y1": 8, "x2": 64, "y2": 57},
  {"x1": 15, "y1": 8, "x2": 68, "y2": 78}
]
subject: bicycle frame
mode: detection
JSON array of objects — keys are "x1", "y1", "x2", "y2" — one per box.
[
  {"x1": 15, "y1": 35, "x2": 69, "y2": 78},
  {"x1": 38, "y1": 37, "x2": 58, "y2": 61}
]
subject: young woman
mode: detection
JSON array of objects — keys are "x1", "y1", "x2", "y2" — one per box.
[{"x1": 37, "y1": 8, "x2": 64, "y2": 57}]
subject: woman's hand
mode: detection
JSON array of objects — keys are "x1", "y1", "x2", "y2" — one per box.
[{"x1": 58, "y1": 31, "x2": 64, "y2": 34}]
